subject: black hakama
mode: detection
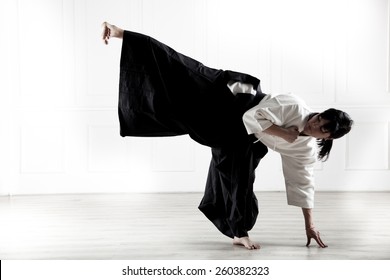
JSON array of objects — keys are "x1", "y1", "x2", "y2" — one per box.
[{"x1": 119, "y1": 30, "x2": 268, "y2": 238}]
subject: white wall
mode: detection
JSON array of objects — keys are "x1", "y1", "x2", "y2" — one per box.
[{"x1": 1, "y1": 0, "x2": 389, "y2": 195}]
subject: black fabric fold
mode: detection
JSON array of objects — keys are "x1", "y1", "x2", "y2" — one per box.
[{"x1": 118, "y1": 30, "x2": 268, "y2": 238}]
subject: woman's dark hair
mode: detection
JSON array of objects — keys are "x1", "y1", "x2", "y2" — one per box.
[{"x1": 314, "y1": 108, "x2": 353, "y2": 161}]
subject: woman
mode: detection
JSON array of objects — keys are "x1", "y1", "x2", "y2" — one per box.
[{"x1": 101, "y1": 22, "x2": 353, "y2": 250}]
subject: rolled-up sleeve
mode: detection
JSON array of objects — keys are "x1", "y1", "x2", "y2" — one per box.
[
  {"x1": 281, "y1": 154, "x2": 316, "y2": 208},
  {"x1": 243, "y1": 108, "x2": 273, "y2": 134},
  {"x1": 243, "y1": 103, "x2": 288, "y2": 134}
]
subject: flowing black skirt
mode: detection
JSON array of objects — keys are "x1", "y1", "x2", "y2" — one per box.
[{"x1": 119, "y1": 30, "x2": 268, "y2": 238}]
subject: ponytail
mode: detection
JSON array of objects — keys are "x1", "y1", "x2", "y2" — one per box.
[{"x1": 317, "y1": 139, "x2": 333, "y2": 161}]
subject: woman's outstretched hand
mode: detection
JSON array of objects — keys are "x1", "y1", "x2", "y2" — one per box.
[{"x1": 305, "y1": 227, "x2": 328, "y2": 248}]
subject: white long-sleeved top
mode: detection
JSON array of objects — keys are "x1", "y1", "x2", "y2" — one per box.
[{"x1": 234, "y1": 84, "x2": 317, "y2": 209}]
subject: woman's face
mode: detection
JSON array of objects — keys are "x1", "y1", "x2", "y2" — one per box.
[{"x1": 303, "y1": 114, "x2": 332, "y2": 139}]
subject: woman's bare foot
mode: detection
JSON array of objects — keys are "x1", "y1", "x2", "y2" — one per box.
[
  {"x1": 233, "y1": 236, "x2": 260, "y2": 250},
  {"x1": 101, "y1": 22, "x2": 124, "y2": 44}
]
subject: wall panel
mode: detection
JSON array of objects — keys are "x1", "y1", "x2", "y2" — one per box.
[
  {"x1": 20, "y1": 126, "x2": 65, "y2": 173},
  {"x1": 1, "y1": 0, "x2": 390, "y2": 195},
  {"x1": 88, "y1": 125, "x2": 130, "y2": 172},
  {"x1": 18, "y1": 0, "x2": 68, "y2": 107},
  {"x1": 346, "y1": 122, "x2": 389, "y2": 170},
  {"x1": 152, "y1": 136, "x2": 195, "y2": 172}
]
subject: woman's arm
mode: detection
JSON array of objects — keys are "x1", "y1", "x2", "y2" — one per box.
[
  {"x1": 263, "y1": 124, "x2": 299, "y2": 143},
  {"x1": 302, "y1": 208, "x2": 328, "y2": 248}
]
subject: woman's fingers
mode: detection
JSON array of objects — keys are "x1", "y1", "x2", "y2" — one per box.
[
  {"x1": 315, "y1": 234, "x2": 328, "y2": 248},
  {"x1": 306, "y1": 236, "x2": 311, "y2": 247},
  {"x1": 306, "y1": 230, "x2": 328, "y2": 248},
  {"x1": 101, "y1": 22, "x2": 110, "y2": 44}
]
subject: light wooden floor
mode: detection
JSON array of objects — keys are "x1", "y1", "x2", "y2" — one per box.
[{"x1": 0, "y1": 192, "x2": 389, "y2": 260}]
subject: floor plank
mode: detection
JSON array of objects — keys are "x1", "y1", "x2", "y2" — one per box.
[{"x1": 0, "y1": 192, "x2": 389, "y2": 260}]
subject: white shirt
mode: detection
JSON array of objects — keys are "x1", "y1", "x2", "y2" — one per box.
[
  {"x1": 227, "y1": 80, "x2": 257, "y2": 96},
  {"x1": 232, "y1": 83, "x2": 317, "y2": 208}
]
